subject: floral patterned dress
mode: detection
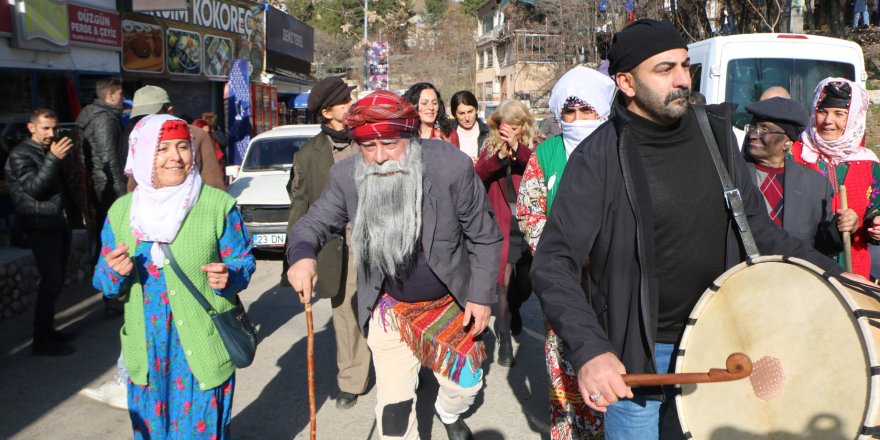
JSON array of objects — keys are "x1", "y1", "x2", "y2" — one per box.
[{"x1": 93, "y1": 207, "x2": 255, "y2": 440}]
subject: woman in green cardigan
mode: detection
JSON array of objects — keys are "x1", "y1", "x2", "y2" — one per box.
[
  {"x1": 515, "y1": 66, "x2": 616, "y2": 440},
  {"x1": 93, "y1": 114, "x2": 255, "y2": 439}
]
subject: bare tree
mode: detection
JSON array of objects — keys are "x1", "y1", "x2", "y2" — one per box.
[{"x1": 392, "y1": 2, "x2": 476, "y2": 97}]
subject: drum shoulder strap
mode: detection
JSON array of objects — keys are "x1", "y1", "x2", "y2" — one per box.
[{"x1": 693, "y1": 105, "x2": 760, "y2": 259}]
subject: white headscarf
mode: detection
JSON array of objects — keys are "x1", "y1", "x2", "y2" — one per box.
[
  {"x1": 125, "y1": 114, "x2": 203, "y2": 266},
  {"x1": 800, "y1": 77, "x2": 878, "y2": 165},
  {"x1": 548, "y1": 66, "x2": 617, "y2": 158}
]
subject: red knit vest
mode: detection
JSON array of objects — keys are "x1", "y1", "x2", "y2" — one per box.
[{"x1": 791, "y1": 141, "x2": 873, "y2": 277}]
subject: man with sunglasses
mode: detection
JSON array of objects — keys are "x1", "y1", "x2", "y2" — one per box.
[
  {"x1": 287, "y1": 90, "x2": 502, "y2": 440},
  {"x1": 743, "y1": 97, "x2": 852, "y2": 256}
]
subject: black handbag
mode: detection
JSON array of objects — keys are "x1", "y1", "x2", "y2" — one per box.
[{"x1": 160, "y1": 243, "x2": 258, "y2": 368}]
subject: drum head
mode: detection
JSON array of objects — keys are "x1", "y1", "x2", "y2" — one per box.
[{"x1": 676, "y1": 257, "x2": 871, "y2": 439}]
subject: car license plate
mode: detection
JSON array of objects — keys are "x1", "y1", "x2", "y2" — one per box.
[{"x1": 253, "y1": 233, "x2": 286, "y2": 247}]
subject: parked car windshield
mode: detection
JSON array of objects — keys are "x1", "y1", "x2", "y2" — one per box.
[
  {"x1": 725, "y1": 58, "x2": 855, "y2": 129},
  {"x1": 242, "y1": 136, "x2": 310, "y2": 171}
]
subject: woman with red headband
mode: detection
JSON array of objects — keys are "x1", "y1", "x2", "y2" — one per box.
[
  {"x1": 792, "y1": 77, "x2": 880, "y2": 278},
  {"x1": 93, "y1": 115, "x2": 255, "y2": 439}
]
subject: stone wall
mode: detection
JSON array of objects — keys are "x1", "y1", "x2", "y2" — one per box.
[{"x1": 0, "y1": 230, "x2": 93, "y2": 323}]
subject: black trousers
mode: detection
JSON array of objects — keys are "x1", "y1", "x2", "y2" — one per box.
[{"x1": 28, "y1": 229, "x2": 71, "y2": 341}]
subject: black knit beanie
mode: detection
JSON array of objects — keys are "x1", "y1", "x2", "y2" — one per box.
[{"x1": 607, "y1": 19, "x2": 688, "y2": 76}]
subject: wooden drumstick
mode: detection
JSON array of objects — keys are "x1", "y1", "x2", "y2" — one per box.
[
  {"x1": 622, "y1": 353, "x2": 752, "y2": 387},
  {"x1": 305, "y1": 302, "x2": 316, "y2": 440},
  {"x1": 840, "y1": 185, "x2": 853, "y2": 273}
]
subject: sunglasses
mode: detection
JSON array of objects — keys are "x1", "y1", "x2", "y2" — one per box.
[{"x1": 746, "y1": 125, "x2": 786, "y2": 137}]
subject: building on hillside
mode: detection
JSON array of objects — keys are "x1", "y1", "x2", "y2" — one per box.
[{"x1": 474, "y1": 0, "x2": 559, "y2": 116}]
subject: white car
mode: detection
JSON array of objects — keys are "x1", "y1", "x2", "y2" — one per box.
[{"x1": 227, "y1": 124, "x2": 321, "y2": 251}]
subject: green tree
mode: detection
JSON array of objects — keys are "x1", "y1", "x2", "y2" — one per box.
[
  {"x1": 424, "y1": 0, "x2": 450, "y2": 23},
  {"x1": 287, "y1": 0, "x2": 415, "y2": 44},
  {"x1": 460, "y1": 0, "x2": 484, "y2": 17}
]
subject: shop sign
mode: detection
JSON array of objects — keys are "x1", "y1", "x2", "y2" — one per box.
[
  {"x1": 120, "y1": 12, "x2": 243, "y2": 81},
  {"x1": 132, "y1": 0, "x2": 187, "y2": 11},
  {"x1": 121, "y1": 19, "x2": 165, "y2": 73},
  {"x1": 0, "y1": 3, "x2": 12, "y2": 36},
  {"x1": 192, "y1": 0, "x2": 252, "y2": 35},
  {"x1": 204, "y1": 34, "x2": 234, "y2": 78},
  {"x1": 265, "y1": 5, "x2": 313, "y2": 63},
  {"x1": 140, "y1": 0, "x2": 254, "y2": 37},
  {"x1": 68, "y1": 3, "x2": 121, "y2": 50},
  {"x1": 166, "y1": 27, "x2": 202, "y2": 75},
  {"x1": 12, "y1": 0, "x2": 71, "y2": 53}
]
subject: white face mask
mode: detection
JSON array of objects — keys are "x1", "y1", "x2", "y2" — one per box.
[{"x1": 561, "y1": 119, "x2": 604, "y2": 158}]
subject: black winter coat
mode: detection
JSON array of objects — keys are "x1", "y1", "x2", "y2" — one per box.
[
  {"x1": 5, "y1": 139, "x2": 73, "y2": 230},
  {"x1": 531, "y1": 100, "x2": 843, "y2": 386},
  {"x1": 76, "y1": 99, "x2": 125, "y2": 206}
]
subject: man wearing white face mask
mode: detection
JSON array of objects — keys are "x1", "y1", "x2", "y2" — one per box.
[{"x1": 515, "y1": 65, "x2": 616, "y2": 439}]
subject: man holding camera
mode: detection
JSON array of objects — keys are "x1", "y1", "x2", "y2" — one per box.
[{"x1": 5, "y1": 108, "x2": 79, "y2": 356}]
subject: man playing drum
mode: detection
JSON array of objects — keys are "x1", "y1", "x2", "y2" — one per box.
[{"x1": 530, "y1": 19, "x2": 860, "y2": 439}]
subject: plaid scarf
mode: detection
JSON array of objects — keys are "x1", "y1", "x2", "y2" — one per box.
[
  {"x1": 376, "y1": 293, "x2": 485, "y2": 384},
  {"x1": 345, "y1": 90, "x2": 419, "y2": 142}
]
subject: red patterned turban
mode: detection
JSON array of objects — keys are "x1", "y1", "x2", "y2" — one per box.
[{"x1": 344, "y1": 90, "x2": 419, "y2": 143}]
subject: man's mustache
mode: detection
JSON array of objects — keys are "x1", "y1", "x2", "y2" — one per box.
[
  {"x1": 665, "y1": 89, "x2": 691, "y2": 105},
  {"x1": 363, "y1": 160, "x2": 409, "y2": 176}
]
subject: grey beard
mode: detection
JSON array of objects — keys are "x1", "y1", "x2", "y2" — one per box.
[{"x1": 350, "y1": 139, "x2": 424, "y2": 279}]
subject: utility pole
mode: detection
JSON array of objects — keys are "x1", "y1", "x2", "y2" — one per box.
[{"x1": 364, "y1": 0, "x2": 369, "y2": 92}]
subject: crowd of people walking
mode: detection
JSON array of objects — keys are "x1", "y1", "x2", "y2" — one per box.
[{"x1": 7, "y1": 17, "x2": 880, "y2": 440}]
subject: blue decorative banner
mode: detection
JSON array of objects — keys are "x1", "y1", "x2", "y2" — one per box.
[{"x1": 227, "y1": 58, "x2": 251, "y2": 164}]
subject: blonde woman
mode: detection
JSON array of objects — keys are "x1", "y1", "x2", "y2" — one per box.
[{"x1": 474, "y1": 100, "x2": 542, "y2": 367}]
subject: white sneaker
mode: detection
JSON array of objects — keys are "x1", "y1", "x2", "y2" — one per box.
[{"x1": 79, "y1": 380, "x2": 128, "y2": 410}]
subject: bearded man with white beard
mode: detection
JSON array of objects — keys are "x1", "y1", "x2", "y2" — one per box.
[{"x1": 287, "y1": 90, "x2": 502, "y2": 440}]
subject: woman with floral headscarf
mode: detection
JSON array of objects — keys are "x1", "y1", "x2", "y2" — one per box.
[
  {"x1": 92, "y1": 114, "x2": 255, "y2": 439},
  {"x1": 791, "y1": 77, "x2": 880, "y2": 278},
  {"x1": 516, "y1": 65, "x2": 616, "y2": 439}
]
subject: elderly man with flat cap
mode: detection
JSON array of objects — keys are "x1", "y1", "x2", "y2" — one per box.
[
  {"x1": 744, "y1": 97, "x2": 854, "y2": 257},
  {"x1": 530, "y1": 19, "x2": 854, "y2": 439},
  {"x1": 284, "y1": 76, "x2": 372, "y2": 410},
  {"x1": 287, "y1": 90, "x2": 501, "y2": 440}
]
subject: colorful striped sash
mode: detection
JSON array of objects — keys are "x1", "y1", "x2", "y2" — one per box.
[{"x1": 376, "y1": 293, "x2": 486, "y2": 384}]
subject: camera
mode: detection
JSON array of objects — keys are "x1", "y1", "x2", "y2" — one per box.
[{"x1": 54, "y1": 128, "x2": 73, "y2": 143}]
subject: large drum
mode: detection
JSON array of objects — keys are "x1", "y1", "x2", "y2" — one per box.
[{"x1": 676, "y1": 256, "x2": 880, "y2": 439}]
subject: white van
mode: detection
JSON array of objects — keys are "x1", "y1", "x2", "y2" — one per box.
[{"x1": 688, "y1": 33, "x2": 866, "y2": 135}]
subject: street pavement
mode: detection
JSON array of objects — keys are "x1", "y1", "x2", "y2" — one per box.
[{"x1": 0, "y1": 256, "x2": 552, "y2": 439}]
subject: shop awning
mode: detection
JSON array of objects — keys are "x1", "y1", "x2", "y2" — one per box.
[{"x1": 290, "y1": 92, "x2": 310, "y2": 109}]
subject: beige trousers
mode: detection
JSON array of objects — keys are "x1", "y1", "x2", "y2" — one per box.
[
  {"x1": 367, "y1": 307, "x2": 483, "y2": 439},
  {"x1": 331, "y1": 256, "x2": 371, "y2": 394}
]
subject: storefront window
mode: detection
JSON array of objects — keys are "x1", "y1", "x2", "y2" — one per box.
[
  {"x1": 0, "y1": 72, "x2": 33, "y2": 116},
  {"x1": 36, "y1": 72, "x2": 71, "y2": 121}
]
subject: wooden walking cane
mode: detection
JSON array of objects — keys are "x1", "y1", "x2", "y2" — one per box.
[
  {"x1": 305, "y1": 302, "x2": 316, "y2": 440},
  {"x1": 840, "y1": 185, "x2": 853, "y2": 272}
]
